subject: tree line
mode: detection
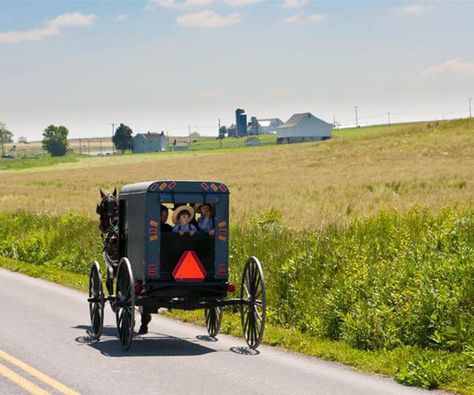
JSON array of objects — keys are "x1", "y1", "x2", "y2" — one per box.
[{"x1": 0, "y1": 122, "x2": 135, "y2": 158}]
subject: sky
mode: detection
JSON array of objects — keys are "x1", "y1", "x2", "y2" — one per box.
[{"x1": 0, "y1": 0, "x2": 473, "y2": 140}]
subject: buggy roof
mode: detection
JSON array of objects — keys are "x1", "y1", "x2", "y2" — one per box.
[{"x1": 120, "y1": 180, "x2": 229, "y2": 195}]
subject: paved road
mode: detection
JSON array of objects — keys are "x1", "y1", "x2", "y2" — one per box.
[{"x1": 0, "y1": 268, "x2": 443, "y2": 395}]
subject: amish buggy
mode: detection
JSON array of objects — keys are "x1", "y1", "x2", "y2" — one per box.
[{"x1": 89, "y1": 181, "x2": 266, "y2": 350}]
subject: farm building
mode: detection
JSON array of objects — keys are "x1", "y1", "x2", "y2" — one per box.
[
  {"x1": 277, "y1": 113, "x2": 333, "y2": 144},
  {"x1": 247, "y1": 117, "x2": 283, "y2": 135},
  {"x1": 257, "y1": 118, "x2": 283, "y2": 134},
  {"x1": 132, "y1": 132, "x2": 168, "y2": 153}
]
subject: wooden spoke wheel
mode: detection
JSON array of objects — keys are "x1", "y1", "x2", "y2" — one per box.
[
  {"x1": 240, "y1": 256, "x2": 266, "y2": 349},
  {"x1": 115, "y1": 258, "x2": 135, "y2": 351},
  {"x1": 205, "y1": 305, "x2": 223, "y2": 338},
  {"x1": 88, "y1": 261, "x2": 104, "y2": 339}
]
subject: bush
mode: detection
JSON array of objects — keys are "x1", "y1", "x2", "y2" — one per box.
[{"x1": 395, "y1": 355, "x2": 454, "y2": 389}]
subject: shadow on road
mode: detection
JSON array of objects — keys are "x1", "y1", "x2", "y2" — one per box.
[
  {"x1": 73, "y1": 325, "x2": 216, "y2": 357},
  {"x1": 196, "y1": 335, "x2": 218, "y2": 342},
  {"x1": 229, "y1": 346, "x2": 260, "y2": 356}
]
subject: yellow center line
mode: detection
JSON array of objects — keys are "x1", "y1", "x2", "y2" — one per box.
[
  {"x1": 0, "y1": 362, "x2": 50, "y2": 395},
  {"x1": 0, "y1": 349, "x2": 80, "y2": 395}
]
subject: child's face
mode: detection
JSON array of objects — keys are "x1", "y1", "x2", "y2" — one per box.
[
  {"x1": 161, "y1": 209, "x2": 168, "y2": 223},
  {"x1": 178, "y1": 213, "x2": 190, "y2": 225},
  {"x1": 200, "y1": 205, "x2": 211, "y2": 217}
]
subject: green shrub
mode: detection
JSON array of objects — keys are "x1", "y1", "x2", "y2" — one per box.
[{"x1": 395, "y1": 355, "x2": 454, "y2": 389}]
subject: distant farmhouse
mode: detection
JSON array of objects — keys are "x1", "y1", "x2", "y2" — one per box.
[
  {"x1": 132, "y1": 132, "x2": 168, "y2": 153},
  {"x1": 277, "y1": 113, "x2": 333, "y2": 144}
]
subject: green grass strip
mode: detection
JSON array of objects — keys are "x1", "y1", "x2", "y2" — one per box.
[{"x1": 0, "y1": 257, "x2": 472, "y2": 394}]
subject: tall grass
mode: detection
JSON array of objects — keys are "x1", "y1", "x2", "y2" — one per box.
[
  {"x1": 0, "y1": 208, "x2": 472, "y2": 354},
  {"x1": 0, "y1": 212, "x2": 101, "y2": 273}
]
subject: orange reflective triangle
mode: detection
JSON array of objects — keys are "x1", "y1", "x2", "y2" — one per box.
[{"x1": 172, "y1": 251, "x2": 206, "y2": 282}]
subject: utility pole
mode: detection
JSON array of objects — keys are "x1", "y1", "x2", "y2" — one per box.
[
  {"x1": 469, "y1": 98, "x2": 472, "y2": 118},
  {"x1": 111, "y1": 123, "x2": 115, "y2": 154},
  {"x1": 355, "y1": 106, "x2": 359, "y2": 128},
  {"x1": 99, "y1": 137, "x2": 102, "y2": 155},
  {"x1": 333, "y1": 116, "x2": 336, "y2": 129},
  {"x1": 218, "y1": 119, "x2": 222, "y2": 149},
  {"x1": 388, "y1": 111, "x2": 391, "y2": 126},
  {"x1": 188, "y1": 125, "x2": 191, "y2": 145},
  {"x1": 79, "y1": 138, "x2": 82, "y2": 155},
  {"x1": 87, "y1": 139, "x2": 90, "y2": 156}
]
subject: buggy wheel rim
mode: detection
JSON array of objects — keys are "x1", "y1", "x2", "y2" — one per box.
[
  {"x1": 88, "y1": 261, "x2": 104, "y2": 339},
  {"x1": 205, "y1": 305, "x2": 223, "y2": 338},
  {"x1": 240, "y1": 256, "x2": 266, "y2": 349},
  {"x1": 115, "y1": 258, "x2": 135, "y2": 351}
]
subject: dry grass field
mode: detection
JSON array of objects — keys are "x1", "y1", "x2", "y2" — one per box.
[{"x1": 0, "y1": 119, "x2": 473, "y2": 229}]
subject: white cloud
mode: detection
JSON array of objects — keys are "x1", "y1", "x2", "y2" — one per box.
[
  {"x1": 394, "y1": 5, "x2": 435, "y2": 16},
  {"x1": 284, "y1": 14, "x2": 301, "y2": 23},
  {"x1": 148, "y1": 0, "x2": 214, "y2": 9},
  {"x1": 116, "y1": 14, "x2": 127, "y2": 22},
  {"x1": 177, "y1": 10, "x2": 240, "y2": 28},
  {"x1": 422, "y1": 59, "x2": 474, "y2": 76},
  {"x1": 226, "y1": 0, "x2": 265, "y2": 6},
  {"x1": 282, "y1": 0, "x2": 308, "y2": 8},
  {"x1": 310, "y1": 13, "x2": 326, "y2": 22},
  {"x1": 0, "y1": 12, "x2": 95, "y2": 43}
]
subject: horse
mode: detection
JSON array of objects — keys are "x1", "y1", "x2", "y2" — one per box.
[
  {"x1": 96, "y1": 188, "x2": 119, "y2": 296},
  {"x1": 96, "y1": 188, "x2": 119, "y2": 235}
]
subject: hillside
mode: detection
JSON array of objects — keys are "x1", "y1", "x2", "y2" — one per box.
[{"x1": 0, "y1": 119, "x2": 473, "y2": 229}]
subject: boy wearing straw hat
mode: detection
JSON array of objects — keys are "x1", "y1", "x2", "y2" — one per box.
[{"x1": 172, "y1": 206, "x2": 197, "y2": 235}]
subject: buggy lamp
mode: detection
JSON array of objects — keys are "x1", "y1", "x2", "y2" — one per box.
[{"x1": 226, "y1": 283, "x2": 235, "y2": 293}]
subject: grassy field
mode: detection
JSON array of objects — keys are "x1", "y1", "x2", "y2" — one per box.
[
  {"x1": 0, "y1": 119, "x2": 473, "y2": 392},
  {"x1": 0, "y1": 153, "x2": 78, "y2": 170},
  {"x1": 0, "y1": 119, "x2": 473, "y2": 229},
  {"x1": 0, "y1": 209, "x2": 473, "y2": 392}
]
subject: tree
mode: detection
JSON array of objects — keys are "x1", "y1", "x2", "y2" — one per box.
[
  {"x1": 42, "y1": 125, "x2": 69, "y2": 157},
  {"x1": 113, "y1": 123, "x2": 133, "y2": 153},
  {"x1": 218, "y1": 126, "x2": 227, "y2": 139},
  {"x1": 18, "y1": 136, "x2": 28, "y2": 144},
  {"x1": 0, "y1": 122, "x2": 13, "y2": 157}
]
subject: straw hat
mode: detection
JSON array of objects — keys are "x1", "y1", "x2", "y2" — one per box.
[{"x1": 172, "y1": 205, "x2": 195, "y2": 224}]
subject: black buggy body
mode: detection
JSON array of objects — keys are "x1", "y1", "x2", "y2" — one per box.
[{"x1": 88, "y1": 180, "x2": 266, "y2": 350}]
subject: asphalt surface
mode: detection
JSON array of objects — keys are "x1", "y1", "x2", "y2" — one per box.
[{"x1": 0, "y1": 268, "x2": 444, "y2": 395}]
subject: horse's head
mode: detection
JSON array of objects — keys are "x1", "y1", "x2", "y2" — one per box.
[{"x1": 96, "y1": 188, "x2": 119, "y2": 234}]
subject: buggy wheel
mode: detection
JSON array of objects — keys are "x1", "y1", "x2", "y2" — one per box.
[
  {"x1": 88, "y1": 261, "x2": 104, "y2": 339},
  {"x1": 115, "y1": 257, "x2": 135, "y2": 351},
  {"x1": 205, "y1": 305, "x2": 223, "y2": 338},
  {"x1": 240, "y1": 256, "x2": 266, "y2": 349}
]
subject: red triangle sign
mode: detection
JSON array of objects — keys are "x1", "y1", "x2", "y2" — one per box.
[{"x1": 172, "y1": 251, "x2": 206, "y2": 282}]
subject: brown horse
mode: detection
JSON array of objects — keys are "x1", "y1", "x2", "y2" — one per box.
[
  {"x1": 96, "y1": 188, "x2": 119, "y2": 235},
  {"x1": 96, "y1": 188, "x2": 120, "y2": 298}
]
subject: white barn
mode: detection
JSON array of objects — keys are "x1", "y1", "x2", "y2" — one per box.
[{"x1": 277, "y1": 113, "x2": 333, "y2": 144}]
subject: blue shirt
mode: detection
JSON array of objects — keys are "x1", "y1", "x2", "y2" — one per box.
[
  {"x1": 198, "y1": 216, "x2": 214, "y2": 233},
  {"x1": 172, "y1": 223, "x2": 197, "y2": 233}
]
